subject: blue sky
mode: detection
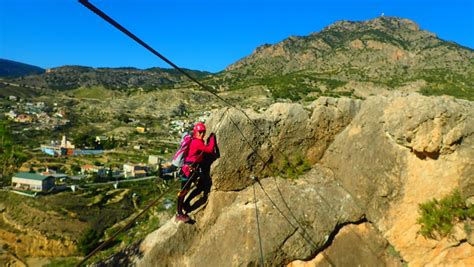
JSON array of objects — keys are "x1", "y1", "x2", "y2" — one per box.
[{"x1": 0, "y1": 0, "x2": 473, "y2": 72}]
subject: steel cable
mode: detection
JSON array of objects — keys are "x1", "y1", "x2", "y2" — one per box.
[{"x1": 78, "y1": 1, "x2": 345, "y2": 264}]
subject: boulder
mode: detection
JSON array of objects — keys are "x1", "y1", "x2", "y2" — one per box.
[
  {"x1": 321, "y1": 93, "x2": 474, "y2": 265},
  {"x1": 206, "y1": 97, "x2": 360, "y2": 191},
  {"x1": 289, "y1": 223, "x2": 404, "y2": 267},
  {"x1": 135, "y1": 168, "x2": 363, "y2": 266}
]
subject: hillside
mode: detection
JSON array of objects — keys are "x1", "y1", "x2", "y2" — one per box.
[
  {"x1": 2, "y1": 17, "x2": 472, "y2": 100},
  {"x1": 0, "y1": 59, "x2": 45, "y2": 77},
  {"x1": 3, "y1": 65, "x2": 211, "y2": 91},
  {"x1": 205, "y1": 16, "x2": 473, "y2": 100}
]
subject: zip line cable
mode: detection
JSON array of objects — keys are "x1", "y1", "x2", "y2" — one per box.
[
  {"x1": 78, "y1": 0, "x2": 258, "y2": 129},
  {"x1": 78, "y1": 0, "x2": 318, "y2": 214},
  {"x1": 78, "y1": 0, "x2": 341, "y2": 263},
  {"x1": 253, "y1": 181, "x2": 265, "y2": 267},
  {"x1": 226, "y1": 114, "x2": 319, "y2": 245}
]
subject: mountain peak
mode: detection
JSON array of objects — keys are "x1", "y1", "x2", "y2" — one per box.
[
  {"x1": 223, "y1": 16, "x2": 472, "y2": 100},
  {"x1": 321, "y1": 16, "x2": 420, "y2": 34}
]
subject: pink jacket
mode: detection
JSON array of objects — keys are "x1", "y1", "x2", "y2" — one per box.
[{"x1": 184, "y1": 136, "x2": 216, "y2": 164}]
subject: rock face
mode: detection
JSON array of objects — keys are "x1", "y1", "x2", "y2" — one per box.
[
  {"x1": 207, "y1": 97, "x2": 361, "y2": 191},
  {"x1": 103, "y1": 168, "x2": 364, "y2": 267},
  {"x1": 315, "y1": 93, "x2": 474, "y2": 265},
  {"x1": 288, "y1": 223, "x2": 404, "y2": 267},
  {"x1": 98, "y1": 93, "x2": 474, "y2": 266}
]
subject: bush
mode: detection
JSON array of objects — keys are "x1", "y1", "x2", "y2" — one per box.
[
  {"x1": 417, "y1": 190, "x2": 474, "y2": 238},
  {"x1": 268, "y1": 153, "x2": 311, "y2": 179},
  {"x1": 77, "y1": 228, "x2": 100, "y2": 255}
]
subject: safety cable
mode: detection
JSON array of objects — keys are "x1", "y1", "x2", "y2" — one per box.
[
  {"x1": 252, "y1": 181, "x2": 265, "y2": 266},
  {"x1": 227, "y1": 113, "x2": 342, "y2": 266},
  {"x1": 78, "y1": 0, "x2": 258, "y2": 130},
  {"x1": 224, "y1": 108, "x2": 314, "y2": 247},
  {"x1": 251, "y1": 176, "x2": 318, "y2": 250},
  {"x1": 76, "y1": 186, "x2": 173, "y2": 267},
  {"x1": 78, "y1": 1, "x2": 349, "y2": 264},
  {"x1": 227, "y1": 113, "x2": 318, "y2": 243}
]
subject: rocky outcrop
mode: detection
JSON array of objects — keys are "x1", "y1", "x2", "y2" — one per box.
[
  {"x1": 98, "y1": 93, "x2": 474, "y2": 266},
  {"x1": 100, "y1": 168, "x2": 364, "y2": 266},
  {"x1": 207, "y1": 97, "x2": 360, "y2": 191},
  {"x1": 316, "y1": 93, "x2": 474, "y2": 265}
]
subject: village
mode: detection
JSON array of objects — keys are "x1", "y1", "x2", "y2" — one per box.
[
  {"x1": 1, "y1": 94, "x2": 211, "y2": 198},
  {"x1": 8, "y1": 134, "x2": 178, "y2": 197},
  {"x1": 1, "y1": 95, "x2": 70, "y2": 131}
]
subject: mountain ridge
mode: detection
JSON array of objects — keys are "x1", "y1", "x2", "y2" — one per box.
[
  {"x1": 213, "y1": 16, "x2": 473, "y2": 100},
  {"x1": 0, "y1": 59, "x2": 45, "y2": 77},
  {"x1": 2, "y1": 64, "x2": 211, "y2": 91},
  {"x1": 2, "y1": 16, "x2": 472, "y2": 101}
]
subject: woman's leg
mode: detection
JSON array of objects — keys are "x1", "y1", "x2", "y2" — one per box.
[{"x1": 177, "y1": 179, "x2": 192, "y2": 215}]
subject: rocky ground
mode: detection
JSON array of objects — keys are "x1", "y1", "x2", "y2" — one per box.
[{"x1": 94, "y1": 92, "x2": 473, "y2": 266}]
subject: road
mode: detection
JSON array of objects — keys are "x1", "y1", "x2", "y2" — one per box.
[
  {"x1": 0, "y1": 81, "x2": 43, "y2": 91},
  {"x1": 78, "y1": 175, "x2": 158, "y2": 187}
]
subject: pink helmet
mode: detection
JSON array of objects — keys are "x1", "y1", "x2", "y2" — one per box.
[{"x1": 193, "y1": 122, "x2": 206, "y2": 136}]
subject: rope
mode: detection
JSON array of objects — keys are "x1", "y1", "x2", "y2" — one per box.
[
  {"x1": 76, "y1": 186, "x2": 173, "y2": 267},
  {"x1": 228, "y1": 114, "x2": 340, "y2": 264},
  {"x1": 78, "y1": 0, "x2": 256, "y2": 126},
  {"x1": 77, "y1": 1, "x2": 344, "y2": 264},
  {"x1": 252, "y1": 177, "x2": 316, "y2": 249},
  {"x1": 226, "y1": 113, "x2": 316, "y2": 239},
  {"x1": 252, "y1": 179, "x2": 265, "y2": 266}
]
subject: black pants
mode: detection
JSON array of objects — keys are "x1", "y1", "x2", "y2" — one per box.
[
  {"x1": 177, "y1": 171, "x2": 196, "y2": 215},
  {"x1": 176, "y1": 166, "x2": 212, "y2": 215}
]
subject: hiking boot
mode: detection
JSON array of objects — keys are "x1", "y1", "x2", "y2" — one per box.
[{"x1": 176, "y1": 214, "x2": 190, "y2": 223}]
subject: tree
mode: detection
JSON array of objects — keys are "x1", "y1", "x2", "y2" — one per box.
[
  {"x1": 71, "y1": 164, "x2": 81, "y2": 173},
  {"x1": 0, "y1": 122, "x2": 27, "y2": 180}
]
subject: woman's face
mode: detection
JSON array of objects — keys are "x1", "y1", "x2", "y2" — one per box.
[{"x1": 196, "y1": 131, "x2": 206, "y2": 140}]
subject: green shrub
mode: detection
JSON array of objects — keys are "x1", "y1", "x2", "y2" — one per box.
[
  {"x1": 268, "y1": 153, "x2": 311, "y2": 179},
  {"x1": 417, "y1": 190, "x2": 474, "y2": 238},
  {"x1": 77, "y1": 228, "x2": 101, "y2": 255},
  {"x1": 0, "y1": 121, "x2": 28, "y2": 180}
]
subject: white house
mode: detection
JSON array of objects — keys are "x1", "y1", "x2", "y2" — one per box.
[
  {"x1": 123, "y1": 163, "x2": 148, "y2": 178},
  {"x1": 148, "y1": 155, "x2": 160, "y2": 166},
  {"x1": 81, "y1": 164, "x2": 106, "y2": 177},
  {"x1": 11, "y1": 172, "x2": 55, "y2": 192}
]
